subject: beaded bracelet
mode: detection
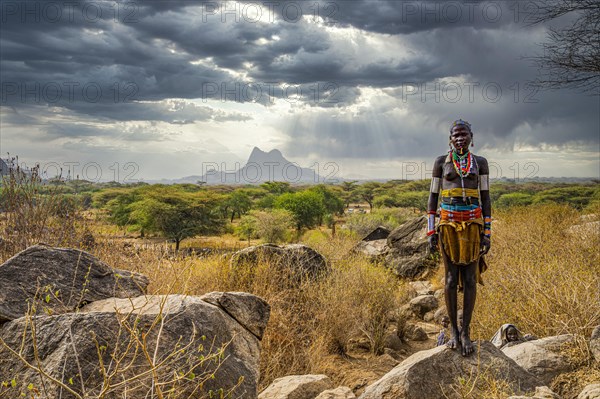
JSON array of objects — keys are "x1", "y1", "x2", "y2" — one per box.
[{"x1": 484, "y1": 216, "x2": 492, "y2": 237}]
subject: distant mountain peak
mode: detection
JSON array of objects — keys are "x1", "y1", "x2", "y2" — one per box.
[{"x1": 246, "y1": 147, "x2": 288, "y2": 165}]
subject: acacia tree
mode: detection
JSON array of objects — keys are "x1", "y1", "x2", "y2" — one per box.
[
  {"x1": 340, "y1": 180, "x2": 359, "y2": 208},
  {"x1": 357, "y1": 182, "x2": 383, "y2": 210},
  {"x1": 528, "y1": 0, "x2": 600, "y2": 92},
  {"x1": 274, "y1": 191, "x2": 325, "y2": 231},
  {"x1": 128, "y1": 188, "x2": 225, "y2": 250},
  {"x1": 309, "y1": 185, "x2": 345, "y2": 225},
  {"x1": 225, "y1": 190, "x2": 252, "y2": 222}
]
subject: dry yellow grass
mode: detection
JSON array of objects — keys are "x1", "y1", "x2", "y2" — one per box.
[
  {"x1": 474, "y1": 204, "x2": 600, "y2": 339},
  {"x1": 2, "y1": 182, "x2": 599, "y2": 397}
]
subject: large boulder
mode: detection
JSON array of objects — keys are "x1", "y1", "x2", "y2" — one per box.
[
  {"x1": 0, "y1": 293, "x2": 270, "y2": 398},
  {"x1": 502, "y1": 334, "x2": 576, "y2": 385},
  {"x1": 362, "y1": 226, "x2": 391, "y2": 242},
  {"x1": 259, "y1": 374, "x2": 333, "y2": 399},
  {"x1": 353, "y1": 227, "x2": 391, "y2": 259},
  {"x1": 358, "y1": 341, "x2": 541, "y2": 399},
  {"x1": 230, "y1": 244, "x2": 328, "y2": 282},
  {"x1": 354, "y1": 239, "x2": 388, "y2": 258},
  {"x1": 200, "y1": 291, "x2": 270, "y2": 339},
  {"x1": 384, "y1": 217, "x2": 437, "y2": 278},
  {"x1": 578, "y1": 384, "x2": 600, "y2": 399},
  {"x1": 0, "y1": 245, "x2": 149, "y2": 323}
]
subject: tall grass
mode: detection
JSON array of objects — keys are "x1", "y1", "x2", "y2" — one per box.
[
  {"x1": 0, "y1": 160, "x2": 89, "y2": 260},
  {"x1": 2, "y1": 172, "x2": 598, "y2": 396},
  {"x1": 93, "y1": 242, "x2": 403, "y2": 388},
  {"x1": 474, "y1": 204, "x2": 600, "y2": 340}
]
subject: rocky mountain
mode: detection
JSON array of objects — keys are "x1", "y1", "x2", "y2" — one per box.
[{"x1": 175, "y1": 147, "x2": 324, "y2": 185}]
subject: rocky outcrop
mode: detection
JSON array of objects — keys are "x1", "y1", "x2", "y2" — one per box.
[
  {"x1": 358, "y1": 341, "x2": 541, "y2": 399},
  {"x1": 362, "y1": 226, "x2": 391, "y2": 242},
  {"x1": 0, "y1": 293, "x2": 270, "y2": 398},
  {"x1": 353, "y1": 239, "x2": 388, "y2": 258},
  {"x1": 200, "y1": 291, "x2": 270, "y2": 339},
  {"x1": 0, "y1": 245, "x2": 148, "y2": 323},
  {"x1": 353, "y1": 219, "x2": 437, "y2": 278},
  {"x1": 230, "y1": 244, "x2": 328, "y2": 282},
  {"x1": 502, "y1": 334, "x2": 576, "y2": 385},
  {"x1": 385, "y1": 217, "x2": 438, "y2": 278},
  {"x1": 259, "y1": 374, "x2": 333, "y2": 399}
]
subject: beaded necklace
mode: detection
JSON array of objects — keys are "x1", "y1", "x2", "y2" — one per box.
[
  {"x1": 451, "y1": 150, "x2": 472, "y2": 202},
  {"x1": 452, "y1": 150, "x2": 472, "y2": 177}
]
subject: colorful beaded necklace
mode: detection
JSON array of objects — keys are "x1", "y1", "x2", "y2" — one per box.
[
  {"x1": 452, "y1": 150, "x2": 472, "y2": 177},
  {"x1": 451, "y1": 150, "x2": 472, "y2": 202}
]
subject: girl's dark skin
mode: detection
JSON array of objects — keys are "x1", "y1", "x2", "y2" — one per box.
[
  {"x1": 506, "y1": 326, "x2": 519, "y2": 342},
  {"x1": 427, "y1": 124, "x2": 491, "y2": 356}
]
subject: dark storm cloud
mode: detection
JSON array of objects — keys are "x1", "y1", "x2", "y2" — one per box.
[
  {"x1": 0, "y1": 0, "x2": 597, "y2": 161},
  {"x1": 234, "y1": 0, "x2": 523, "y2": 34},
  {"x1": 282, "y1": 111, "x2": 440, "y2": 160},
  {"x1": 0, "y1": 0, "x2": 522, "y2": 111}
]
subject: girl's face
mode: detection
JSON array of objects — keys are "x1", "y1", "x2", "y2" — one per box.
[{"x1": 506, "y1": 326, "x2": 519, "y2": 342}]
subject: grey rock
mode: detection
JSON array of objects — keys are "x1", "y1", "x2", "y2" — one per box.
[
  {"x1": 383, "y1": 348, "x2": 405, "y2": 361},
  {"x1": 508, "y1": 386, "x2": 560, "y2": 399},
  {"x1": 590, "y1": 325, "x2": 600, "y2": 362},
  {"x1": 408, "y1": 281, "x2": 434, "y2": 296},
  {"x1": 502, "y1": 334, "x2": 576, "y2": 385},
  {"x1": 1, "y1": 294, "x2": 268, "y2": 398},
  {"x1": 200, "y1": 291, "x2": 270, "y2": 339},
  {"x1": 409, "y1": 295, "x2": 438, "y2": 319},
  {"x1": 384, "y1": 217, "x2": 438, "y2": 278},
  {"x1": 259, "y1": 374, "x2": 333, "y2": 399},
  {"x1": 362, "y1": 226, "x2": 391, "y2": 242},
  {"x1": 434, "y1": 307, "x2": 447, "y2": 323},
  {"x1": 434, "y1": 289, "x2": 445, "y2": 302},
  {"x1": 358, "y1": 341, "x2": 541, "y2": 399},
  {"x1": 0, "y1": 245, "x2": 148, "y2": 323},
  {"x1": 383, "y1": 331, "x2": 403, "y2": 351},
  {"x1": 404, "y1": 323, "x2": 428, "y2": 341},
  {"x1": 315, "y1": 386, "x2": 356, "y2": 399},
  {"x1": 578, "y1": 384, "x2": 600, "y2": 399},
  {"x1": 230, "y1": 244, "x2": 328, "y2": 282},
  {"x1": 423, "y1": 311, "x2": 435, "y2": 322},
  {"x1": 415, "y1": 321, "x2": 440, "y2": 336},
  {"x1": 354, "y1": 239, "x2": 388, "y2": 258}
]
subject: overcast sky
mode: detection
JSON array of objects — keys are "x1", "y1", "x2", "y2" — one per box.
[{"x1": 1, "y1": 0, "x2": 598, "y2": 182}]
